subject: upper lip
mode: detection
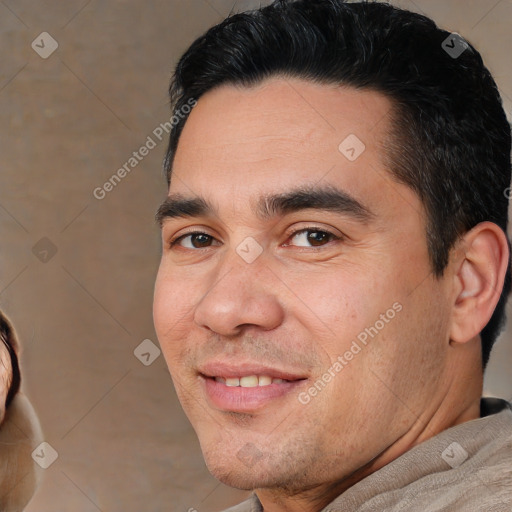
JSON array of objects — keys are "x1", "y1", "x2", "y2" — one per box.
[{"x1": 198, "y1": 361, "x2": 308, "y2": 381}]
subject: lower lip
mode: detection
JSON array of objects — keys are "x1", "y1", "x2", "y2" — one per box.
[{"x1": 201, "y1": 375, "x2": 306, "y2": 412}]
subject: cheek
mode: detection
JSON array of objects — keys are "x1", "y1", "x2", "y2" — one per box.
[
  {"x1": 282, "y1": 263, "x2": 391, "y2": 351},
  {"x1": 356, "y1": 279, "x2": 451, "y2": 413},
  {"x1": 153, "y1": 266, "x2": 195, "y2": 361}
]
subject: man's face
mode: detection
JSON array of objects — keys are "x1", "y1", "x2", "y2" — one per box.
[{"x1": 153, "y1": 78, "x2": 453, "y2": 493}]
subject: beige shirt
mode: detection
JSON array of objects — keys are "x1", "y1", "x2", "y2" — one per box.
[{"x1": 222, "y1": 398, "x2": 512, "y2": 512}]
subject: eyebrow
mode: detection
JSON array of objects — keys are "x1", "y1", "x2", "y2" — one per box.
[{"x1": 155, "y1": 184, "x2": 374, "y2": 227}]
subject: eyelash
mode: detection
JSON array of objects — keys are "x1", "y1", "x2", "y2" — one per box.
[{"x1": 168, "y1": 226, "x2": 341, "y2": 250}]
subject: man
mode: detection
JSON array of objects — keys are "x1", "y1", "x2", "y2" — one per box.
[{"x1": 153, "y1": 1, "x2": 512, "y2": 510}]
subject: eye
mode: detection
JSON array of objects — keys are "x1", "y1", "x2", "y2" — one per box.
[
  {"x1": 284, "y1": 227, "x2": 340, "y2": 248},
  {"x1": 169, "y1": 231, "x2": 219, "y2": 249},
  {"x1": 168, "y1": 226, "x2": 341, "y2": 251}
]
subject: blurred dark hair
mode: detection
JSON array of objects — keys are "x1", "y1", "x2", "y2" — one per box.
[{"x1": 163, "y1": 0, "x2": 512, "y2": 368}]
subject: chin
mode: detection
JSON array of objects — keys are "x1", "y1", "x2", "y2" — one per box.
[{"x1": 201, "y1": 444, "x2": 278, "y2": 490}]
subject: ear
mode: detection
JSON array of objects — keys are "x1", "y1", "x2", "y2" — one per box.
[{"x1": 450, "y1": 222, "x2": 510, "y2": 344}]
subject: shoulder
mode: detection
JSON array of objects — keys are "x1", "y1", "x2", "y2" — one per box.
[{"x1": 404, "y1": 401, "x2": 512, "y2": 511}]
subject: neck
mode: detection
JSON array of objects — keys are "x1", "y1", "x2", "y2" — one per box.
[{"x1": 256, "y1": 354, "x2": 483, "y2": 512}]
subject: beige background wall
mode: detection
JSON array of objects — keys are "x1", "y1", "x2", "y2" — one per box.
[{"x1": 0, "y1": 1, "x2": 510, "y2": 510}]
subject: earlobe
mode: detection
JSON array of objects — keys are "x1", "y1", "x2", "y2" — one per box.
[{"x1": 450, "y1": 222, "x2": 510, "y2": 344}]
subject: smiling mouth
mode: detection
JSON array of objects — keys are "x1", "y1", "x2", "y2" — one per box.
[
  {"x1": 197, "y1": 360, "x2": 309, "y2": 412},
  {"x1": 212, "y1": 375, "x2": 294, "y2": 387},
  {"x1": 199, "y1": 371, "x2": 308, "y2": 412}
]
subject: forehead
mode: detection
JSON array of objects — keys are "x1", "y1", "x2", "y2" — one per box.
[
  {"x1": 169, "y1": 77, "x2": 418, "y2": 223},
  {"x1": 174, "y1": 77, "x2": 391, "y2": 162}
]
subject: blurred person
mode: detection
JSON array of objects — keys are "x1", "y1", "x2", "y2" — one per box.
[
  {"x1": 154, "y1": 1, "x2": 512, "y2": 510},
  {"x1": 0, "y1": 313, "x2": 43, "y2": 511}
]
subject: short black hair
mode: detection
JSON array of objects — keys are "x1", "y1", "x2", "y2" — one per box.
[{"x1": 163, "y1": 0, "x2": 512, "y2": 368}]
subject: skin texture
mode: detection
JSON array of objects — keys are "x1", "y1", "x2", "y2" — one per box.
[{"x1": 153, "y1": 78, "x2": 509, "y2": 511}]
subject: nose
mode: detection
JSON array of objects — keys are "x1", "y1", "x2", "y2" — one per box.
[{"x1": 193, "y1": 252, "x2": 285, "y2": 337}]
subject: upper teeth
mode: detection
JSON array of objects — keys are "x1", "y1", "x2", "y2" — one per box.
[{"x1": 215, "y1": 375, "x2": 287, "y2": 387}]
